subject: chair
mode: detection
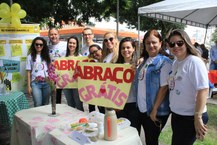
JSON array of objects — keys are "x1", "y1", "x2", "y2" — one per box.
[{"x1": 208, "y1": 70, "x2": 217, "y2": 98}]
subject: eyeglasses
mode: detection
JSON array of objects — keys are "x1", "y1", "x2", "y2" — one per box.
[
  {"x1": 104, "y1": 37, "x2": 114, "y2": 43},
  {"x1": 35, "y1": 43, "x2": 43, "y2": 47},
  {"x1": 83, "y1": 33, "x2": 92, "y2": 36},
  {"x1": 90, "y1": 49, "x2": 99, "y2": 56},
  {"x1": 168, "y1": 40, "x2": 184, "y2": 48}
]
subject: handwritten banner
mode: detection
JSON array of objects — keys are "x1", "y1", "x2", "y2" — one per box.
[
  {"x1": 77, "y1": 62, "x2": 134, "y2": 109},
  {"x1": 0, "y1": 59, "x2": 20, "y2": 73},
  {"x1": 54, "y1": 56, "x2": 94, "y2": 88}
]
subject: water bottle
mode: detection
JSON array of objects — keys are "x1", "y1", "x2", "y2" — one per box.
[
  {"x1": 104, "y1": 108, "x2": 117, "y2": 141},
  {"x1": 97, "y1": 121, "x2": 104, "y2": 139}
]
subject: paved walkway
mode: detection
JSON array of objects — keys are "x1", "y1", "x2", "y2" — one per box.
[{"x1": 207, "y1": 97, "x2": 217, "y2": 105}]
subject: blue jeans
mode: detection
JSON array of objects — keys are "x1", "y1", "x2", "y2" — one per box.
[
  {"x1": 31, "y1": 81, "x2": 51, "y2": 107},
  {"x1": 63, "y1": 89, "x2": 84, "y2": 111},
  {"x1": 210, "y1": 61, "x2": 217, "y2": 70},
  {"x1": 138, "y1": 112, "x2": 169, "y2": 145},
  {"x1": 171, "y1": 112, "x2": 208, "y2": 145}
]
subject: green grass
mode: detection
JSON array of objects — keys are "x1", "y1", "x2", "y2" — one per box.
[{"x1": 159, "y1": 104, "x2": 217, "y2": 145}]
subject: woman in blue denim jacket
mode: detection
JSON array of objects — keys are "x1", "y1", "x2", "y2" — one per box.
[{"x1": 134, "y1": 29, "x2": 172, "y2": 145}]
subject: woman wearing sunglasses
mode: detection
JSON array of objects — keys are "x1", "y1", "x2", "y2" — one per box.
[
  {"x1": 26, "y1": 37, "x2": 51, "y2": 107},
  {"x1": 134, "y1": 29, "x2": 172, "y2": 145},
  {"x1": 101, "y1": 32, "x2": 119, "y2": 63},
  {"x1": 62, "y1": 35, "x2": 84, "y2": 111},
  {"x1": 168, "y1": 29, "x2": 209, "y2": 145},
  {"x1": 88, "y1": 44, "x2": 102, "y2": 62},
  {"x1": 95, "y1": 32, "x2": 119, "y2": 113},
  {"x1": 88, "y1": 44, "x2": 103, "y2": 112}
]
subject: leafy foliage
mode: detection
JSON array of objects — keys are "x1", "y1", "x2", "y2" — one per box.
[
  {"x1": 5, "y1": 0, "x2": 185, "y2": 37},
  {"x1": 211, "y1": 27, "x2": 217, "y2": 42},
  {"x1": 12, "y1": 0, "x2": 55, "y2": 23},
  {"x1": 116, "y1": 0, "x2": 185, "y2": 38}
]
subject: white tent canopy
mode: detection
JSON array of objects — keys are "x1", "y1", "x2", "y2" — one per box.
[
  {"x1": 137, "y1": 0, "x2": 217, "y2": 44},
  {"x1": 138, "y1": 0, "x2": 217, "y2": 28}
]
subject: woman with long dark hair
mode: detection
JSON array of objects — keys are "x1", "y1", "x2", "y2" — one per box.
[
  {"x1": 62, "y1": 35, "x2": 84, "y2": 111},
  {"x1": 26, "y1": 37, "x2": 51, "y2": 107},
  {"x1": 116, "y1": 37, "x2": 140, "y2": 133}
]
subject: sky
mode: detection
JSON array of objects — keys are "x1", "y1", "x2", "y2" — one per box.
[
  {"x1": 185, "y1": 25, "x2": 215, "y2": 46},
  {"x1": 90, "y1": 17, "x2": 215, "y2": 46}
]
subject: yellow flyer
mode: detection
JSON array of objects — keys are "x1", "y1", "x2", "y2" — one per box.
[
  {"x1": 11, "y1": 44, "x2": 22, "y2": 56},
  {"x1": 77, "y1": 62, "x2": 135, "y2": 110},
  {"x1": 54, "y1": 56, "x2": 94, "y2": 88},
  {"x1": 0, "y1": 45, "x2": 5, "y2": 56},
  {"x1": 0, "y1": 24, "x2": 40, "y2": 92}
]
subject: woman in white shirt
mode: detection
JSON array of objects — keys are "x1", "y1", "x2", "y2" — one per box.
[
  {"x1": 115, "y1": 37, "x2": 140, "y2": 133},
  {"x1": 101, "y1": 32, "x2": 119, "y2": 63},
  {"x1": 98, "y1": 32, "x2": 119, "y2": 113},
  {"x1": 62, "y1": 36, "x2": 84, "y2": 111},
  {"x1": 26, "y1": 37, "x2": 51, "y2": 107},
  {"x1": 168, "y1": 29, "x2": 209, "y2": 145}
]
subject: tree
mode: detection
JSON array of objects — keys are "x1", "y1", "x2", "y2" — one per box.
[
  {"x1": 116, "y1": 0, "x2": 185, "y2": 38},
  {"x1": 11, "y1": 0, "x2": 110, "y2": 26},
  {"x1": 10, "y1": 0, "x2": 56, "y2": 23},
  {"x1": 3, "y1": 0, "x2": 185, "y2": 37},
  {"x1": 211, "y1": 27, "x2": 217, "y2": 42}
]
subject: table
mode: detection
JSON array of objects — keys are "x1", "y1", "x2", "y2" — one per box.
[
  {"x1": 0, "y1": 91, "x2": 29, "y2": 127},
  {"x1": 44, "y1": 126, "x2": 142, "y2": 145},
  {"x1": 10, "y1": 104, "x2": 142, "y2": 145}
]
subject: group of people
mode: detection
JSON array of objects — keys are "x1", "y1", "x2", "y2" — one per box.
[
  {"x1": 26, "y1": 27, "x2": 209, "y2": 145},
  {"x1": 194, "y1": 42, "x2": 209, "y2": 64},
  {"x1": 209, "y1": 40, "x2": 217, "y2": 70}
]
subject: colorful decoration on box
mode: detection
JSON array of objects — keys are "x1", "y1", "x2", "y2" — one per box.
[{"x1": 0, "y1": 3, "x2": 26, "y2": 27}]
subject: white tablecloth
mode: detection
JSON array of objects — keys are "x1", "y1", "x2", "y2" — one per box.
[
  {"x1": 43, "y1": 126, "x2": 141, "y2": 145},
  {"x1": 10, "y1": 104, "x2": 142, "y2": 145}
]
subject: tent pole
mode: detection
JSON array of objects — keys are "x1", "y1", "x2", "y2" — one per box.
[
  {"x1": 204, "y1": 26, "x2": 208, "y2": 44},
  {"x1": 138, "y1": 16, "x2": 141, "y2": 56},
  {"x1": 116, "y1": 0, "x2": 119, "y2": 39},
  {"x1": 10, "y1": 0, "x2": 13, "y2": 5}
]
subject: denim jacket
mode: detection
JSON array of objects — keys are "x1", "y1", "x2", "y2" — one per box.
[{"x1": 134, "y1": 54, "x2": 172, "y2": 116}]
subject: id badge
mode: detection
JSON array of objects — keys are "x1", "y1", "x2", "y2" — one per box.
[{"x1": 168, "y1": 77, "x2": 175, "y2": 90}]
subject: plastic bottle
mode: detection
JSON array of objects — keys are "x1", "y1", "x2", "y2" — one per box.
[
  {"x1": 97, "y1": 121, "x2": 104, "y2": 139},
  {"x1": 104, "y1": 108, "x2": 117, "y2": 141}
]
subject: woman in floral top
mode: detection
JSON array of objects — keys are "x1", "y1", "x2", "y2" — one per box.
[{"x1": 26, "y1": 37, "x2": 51, "y2": 107}]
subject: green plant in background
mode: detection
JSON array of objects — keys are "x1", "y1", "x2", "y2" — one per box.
[
  {"x1": 39, "y1": 18, "x2": 50, "y2": 30},
  {"x1": 159, "y1": 104, "x2": 217, "y2": 145},
  {"x1": 211, "y1": 27, "x2": 217, "y2": 43},
  {"x1": 40, "y1": 17, "x2": 61, "y2": 30}
]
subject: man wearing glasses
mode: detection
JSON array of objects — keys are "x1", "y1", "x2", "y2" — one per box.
[{"x1": 80, "y1": 27, "x2": 101, "y2": 56}]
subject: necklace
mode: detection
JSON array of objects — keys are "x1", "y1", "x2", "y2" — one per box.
[{"x1": 138, "y1": 63, "x2": 149, "y2": 81}]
